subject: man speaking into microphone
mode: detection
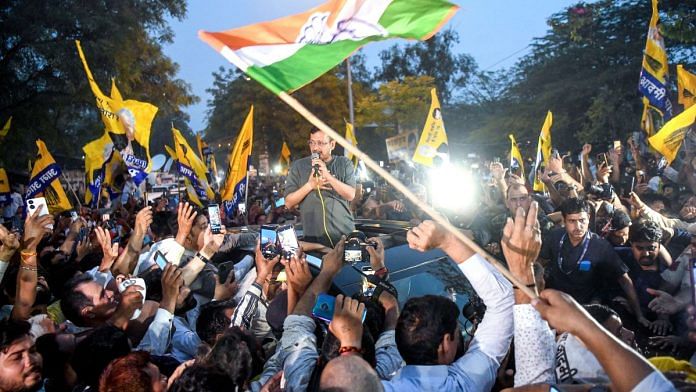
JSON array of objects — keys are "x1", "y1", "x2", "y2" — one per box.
[{"x1": 285, "y1": 128, "x2": 356, "y2": 247}]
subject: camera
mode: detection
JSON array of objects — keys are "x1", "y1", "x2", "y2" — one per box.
[
  {"x1": 344, "y1": 231, "x2": 377, "y2": 264},
  {"x1": 584, "y1": 182, "x2": 614, "y2": 200}
]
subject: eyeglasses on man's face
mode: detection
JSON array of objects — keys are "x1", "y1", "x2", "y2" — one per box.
[{"x1": 308, "y1": 140, "x2": 330, "y2": 147}]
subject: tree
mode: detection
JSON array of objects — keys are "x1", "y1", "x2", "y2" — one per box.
[
  {"x1": 374, "y1": 29, "x2": 477, "y2": 104},
  {"x1": 204, "y1": 65, "x2": 370, "y2": 168},
  {"x1": 0, "y1": 0, "x2": 197, "y2": 170},
  {"x1": 457, "y1": 0, "x2": 696, "y2": 154}
]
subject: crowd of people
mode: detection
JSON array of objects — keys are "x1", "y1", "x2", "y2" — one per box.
[{"x1": 1, "y1": 127, "x2": 696, "y2": 392}]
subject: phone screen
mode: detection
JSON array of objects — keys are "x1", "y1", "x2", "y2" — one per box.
[
  {"x1": 238, "y1": 202, "x2": 246, "y2": 214},
  {"x1": 154, "y1": 251, "x2": 168, "y2": 270},
  {"x1": 312, "y1": 293, "x2": 336, "y2": 323},
  {"x1": 261, "y1": 225, "x2": 277, "y2": 249},
  {"x1": 208, "y1": 204, "x2": 222, "y2": 234},
  {"x1": 275, "y1": 198, "x2": 285, "y2": 208},
  {"x1": 277, "y1": 224, "x2": 299, "y2": 252}
]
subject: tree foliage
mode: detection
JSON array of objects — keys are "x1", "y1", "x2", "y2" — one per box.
[{"x1": 0, "y1": 0, "x2": 197, "y2": 169}]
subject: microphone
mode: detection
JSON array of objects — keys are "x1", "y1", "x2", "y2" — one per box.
[{"x1": 311, "y1": 152, "x2": 320, "y2": 177}]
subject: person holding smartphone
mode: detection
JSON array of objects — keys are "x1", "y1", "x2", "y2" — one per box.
[{"x1": 285, "y1": 128, "x2": 357, "y2": 247}]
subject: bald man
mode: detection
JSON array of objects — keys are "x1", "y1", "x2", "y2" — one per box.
[{"x1": 320, "y1": 355, "x2": 384, "y2": 392}]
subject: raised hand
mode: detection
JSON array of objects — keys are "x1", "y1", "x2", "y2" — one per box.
[
  {"x1": 283, "y1": 254, "x2": 313, "y2": 295},
  {"x1": 320, "y1": 237, "x2": 345, "y2": 277},
  {"x1": 366, "y1": 236, "x2": 385, "y2": 270},
  {"x1": 175, "y1": 202, "x2": 198, "y2": 246},
  {"x1": 0, "y1": 224, "x2": 20, "y2": 260},
  {"x1": 254, "y1": 240, "x2": 281, "y2": 285},
  {"x1": 581, "y1": 143, "x2": 592, "y2": 157},
  {"x1": 329, "y1": 294, "x2": 365, "y2": 348},
  {"x1": 160, "y1": 263, "x2": 184, "y2": 313},
  {"x1": 502, "y1": 201, "x2": 541, "y2": 288},
  {"x1": 532, "y1": 289, "x2": 595, "y2": 335},
  {"x1": 201, "y1": 226, "x2": 226, "y2": 258},
  {"x1": 489, "y1": 161, "x2": 507, "y2": 181},
  {"x1": 407, "y1": 220, "x2": 450, "y2": 252},
  {"x1": 94, "y1": 226, "x2": 118, "y2": 272},
  {"x1": 23, "y1": 209, "x2": 54, "y2": 251},
  {"x1": 75, "y1": 235, "x2": 92, "y2": 262},
  {"x1": 134, "y1": 206, "x2": 153, "y2": 234}
]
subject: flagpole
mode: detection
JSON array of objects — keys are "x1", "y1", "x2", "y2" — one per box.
[
  {"x1": 243, "y1": 170, "x2": 249, "y2": 226},
  {"x1": 346, "y1": 58, "x2": 355, "y2": 126},
  {"x1": 275, "y1": 91, "x2": 537, "y2": 300},
  {"x1": 61, "y1": 173, "x2": 83, "y2": 209}
]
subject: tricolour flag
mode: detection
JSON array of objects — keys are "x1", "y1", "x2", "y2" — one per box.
[
  {"x1": 221, "y1": 106, "x2": 254, "y2": 216},
  {"x1": 280, "y1": 141, "x2": 291, "y2": 175},
  {"x1": 413, "y1": 88, "x2": 449, "y2": 167},
  {"x1": 648, "y1": 103, "x2": 696, "y2": 164},
  {"x1": 26, "y1": 140, "x2": 72, "y2": 213},
  {"x1": 172, "y1": 127, "x2": 214, "y2": 207},
  {"x1": 509, "y1": 134, "x2": 525, "y2": 180},
  {"x1": 532, "y1": 111, "x2": 553, "y2": 192},
  {"x1": 0, "y1": 168, "x2": 10, "y2": 207},
  {"x1": 199, "y1": 0, "x2": 458, "y2": 95},
  {"x1": 638, "y1": 0, "x2": 672, "y2": 119},
  {"x1": 677, "y1": 65, "x2": 696, "y2": 109},
  {"x1": 83, "y1": 132, "x2": 116, "y2": 207},
  {"x1": 344, "y1": 122, "x2": 358, "y2": 168},
  {"x1": 76, "y1": 40, "x2": 158, "y2": 185},
  {"x1": 0, "y1": 117, "x2": 11, "y2": 138}
]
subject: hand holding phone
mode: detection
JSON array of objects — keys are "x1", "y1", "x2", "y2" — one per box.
[
  {"x1": 154, "y1": 250, "x2": 169, "y2": 270},
  {"x1": 208, "y1": 204, "x2": 222, "y2": 234},
  {"x1": 26, "y1": 197, "x2": 53, "y2": 230}
]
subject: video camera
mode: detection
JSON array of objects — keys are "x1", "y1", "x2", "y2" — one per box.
[
  {"x1": 344, "y1": 230, "x2": 377, "y2": 264},
  {"x1": 584, "y1": 182, "x2": 614, "y2": 200}
]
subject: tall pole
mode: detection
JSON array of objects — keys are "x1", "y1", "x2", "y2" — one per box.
[
  {"x1": 243, "y1": 170, "x2": 250, "y2": 226},
  {"x1": 346, "y1": 58, "x2": 355, "y2": 126}
]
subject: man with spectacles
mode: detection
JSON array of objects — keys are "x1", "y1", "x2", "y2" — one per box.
[
  {"x1": 539, "y1": 198, "x2": 648, "y2": 328},
  {"x1": 285, "y1": 129, "x2": 356, "y2": 247}
]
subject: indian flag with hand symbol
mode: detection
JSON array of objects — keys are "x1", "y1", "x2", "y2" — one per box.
[{"x1": 199, "y1": 0, "x2": 458, "y2": 94}]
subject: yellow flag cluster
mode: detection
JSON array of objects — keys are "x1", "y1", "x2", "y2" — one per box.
[
  {"x1": 76, "y1": 40, "x2": 158, "y2": 185},
  {"x1": 413, "y1": 88, "x2": 449, "y2": 167},
  {"x1": 196, "y1": 133, "x2": 219, "y2": 186},
  {"x1": 222, "y1": 106, "x2": 254, "y2": 215},
  {"x1": 26, "y1": 140, "x2": 72, "y2": 213},
  {"x1": 172, "y1": 127, "x2": 214, "y2": 207},
  {"x1": 509, "y1": 134, "x2": 525, "y2": 180},
  {"x1": 649, "y1": 104, "x2": 696, "y2": 164},
  {"x1": 678, "y1": 65, "x2": 696, "y2": 109},
  {"x1": 533, "y1": 111, "x2": 553, "y2": 192}
]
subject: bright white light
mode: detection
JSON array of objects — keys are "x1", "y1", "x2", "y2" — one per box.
[
  {"x1": 429, "y1": 163, "x2": 476, "y2": 211},
  {"x1": 273, "y1": 164, "x2": 281, "y2": 174}
]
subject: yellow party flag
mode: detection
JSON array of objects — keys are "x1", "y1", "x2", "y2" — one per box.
[
  {"x1": 165, "y1": 145, "x2": 177, "y2": 161},
  {"x1": 648, "y1": 104, "x2": 696, "y2": 163},
  {"x1": 677, "y1": 65, "x2": 696, "y2": 109},
  {"x1": 76, "y1": 40, "x2": 158, "y2": 184},
  {"x1": 0, "y1": 168, "x2": 10, "y2": 206},
  {"x1": 509, "y1": 134, "x2": 525, "y2": 180},
  {"x1": 638, "y1": 0, "x2": 672, "y2": 119},
  {"x1": 344, "y1": 122, "x2": 358, "y2": 168},
  {"x1": 0, "y1": 117, "x2": 11, "y2": 138},
  {"x1": 196, "y1": 133, "x2": 219, "y2": 186},
  {"x1": 413, "y1": 88, "x2": 449, "y2": 167},
  {"x1": 533, "y1": 111, "x2": 553, "y2": 192},
  {"x1": 26, "y1": 140, "x2": 72, "y2": 213},
  {"x1": 221, "y1": 106, "x2": 254, "y2": 215},
  {"x1": 83, "y1": 132, "x2": 115, "y2": 207},
  {"x1": 172, "y1": 127, "x2": 214, "y2": 205},
  {"x1": 279, "y1": 141, "x2": 291, "y2": 175}
]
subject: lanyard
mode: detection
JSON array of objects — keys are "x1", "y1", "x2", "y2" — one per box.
[{"x1": 557, "y1": 232, "x2": 591, "y2": 275}]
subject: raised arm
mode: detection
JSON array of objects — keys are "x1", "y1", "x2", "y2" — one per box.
[
  {"x1": 11, "y1": 210, "x2": 54, "y2": 320},
  {"x1": 111, "y1": 206, "x2": 152, "y2": 275}
]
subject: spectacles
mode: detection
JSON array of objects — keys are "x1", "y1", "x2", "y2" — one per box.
[
  {"x1": 634, "y1": 244, "x2": 658, "y2": 252},
  {"x1": 308, "y1": 140, "x2": 330, "y2": 147}
]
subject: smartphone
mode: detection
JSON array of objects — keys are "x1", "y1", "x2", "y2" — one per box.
[
  {"x1": 277, "y1": 224, "x2": 299, "y2": 252},
  {"x1": 552, "y1": 149, "x2": 560, "y2": 159},
  {"x1": 70, "y1": 211, "x2": 79, "y2": 222},
  {"x1": 238, "y1": 202, "x2": 246, "y2": 215},
  {"x1": 102, "y1": 213, "x2": 110, "y2": 222},
  {"x1": 275, "y1": 197, "x2": 285, "y2": 208},
  {"x1": 118, "y1": 277, "x2": 146, "y2": 320},
  {"x1": 208, "y1": 203, "x2": 222, "y2": 234},
  {"x1": 26, "y1": 197, "x2": 52, "y2": 229},
  {"x1": 261, "y1": 225, "x2": 278, "y2": 257},
  {"x1": 613, "y1": 140, "x2": 621, "y2": 150},
  {"x1": 311, "y1": 293, "x2": 366, "y2": 323},
  {"x1": 217, "y1": 260, "x2": 236, "y2": 283},
  {"x1": 77, "y1": 227, "x2": 89, "y2": 242},
  {"x1": 623, "y1": 176, "x2": 635, "y2": 197},
  {"x1": 153, "y1": 250, "x2": 168, "y2": 270}
]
